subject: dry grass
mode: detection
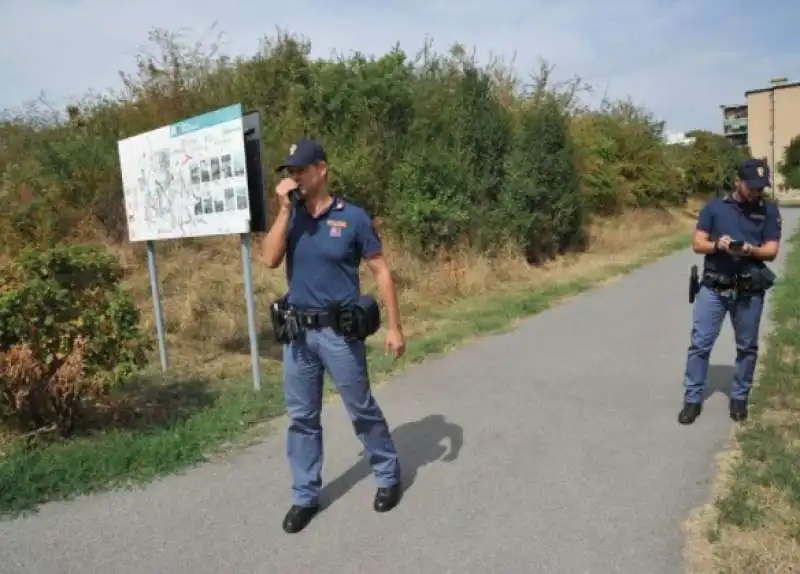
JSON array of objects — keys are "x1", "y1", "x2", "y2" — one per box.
[
  {"x1": 684, "y1": 444, "x2": 800, "y2": 574},
  {"x1": 112, "y1": 202, "x2": 699, "y2": 383}
]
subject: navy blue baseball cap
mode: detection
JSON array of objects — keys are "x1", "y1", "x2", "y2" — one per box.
[
  {"x1": 738, "y1": 158, "x2": 771, "y2": 190},
  {"x1": 275, "y1": 138, "x2": 327, "y2": 172}
]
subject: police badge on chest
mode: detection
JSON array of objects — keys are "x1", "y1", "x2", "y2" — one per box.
[{"x1": 327, "y1": 219, "x2": 347, "y2": 237}]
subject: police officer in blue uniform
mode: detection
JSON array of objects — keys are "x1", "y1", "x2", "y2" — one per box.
[
  {"x1": 259, "y1": 138, "x2": 406, "y2": 533},
  {"x1": 679, "y1": 158, "x2": 782, "y2": 425}
]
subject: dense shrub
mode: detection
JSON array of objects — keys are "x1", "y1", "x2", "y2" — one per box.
[
  {"x1": 501, "y1": 95, "x2": 585, "y2": 263},
  {"x1": 0, "y1": 245, "x2": 151, "y2": 435},
  {"x1": 0, "y1": 27, "x2": 749, "y2": 265},
  {"x1": 0, "y1": 28, "x2": 708, "y2": 263},
  {"x1": 681, "y1": 130, "x2": 749, "y2": 197}
]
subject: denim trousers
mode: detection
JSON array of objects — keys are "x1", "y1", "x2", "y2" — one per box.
[
  {"x1": 282, "y1": 327, "x2": 401, "y2": 506},
  {"x1": 682, "y1": 285, "x2": 764, "y2": 403}
]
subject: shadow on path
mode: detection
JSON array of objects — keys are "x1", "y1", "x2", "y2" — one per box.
[
  {"x1": 703, "y1": 364, "x2": 735, "y2": 400},
  {"x1": 320, "y1": 414, "x2": 464, "y2": 509}
]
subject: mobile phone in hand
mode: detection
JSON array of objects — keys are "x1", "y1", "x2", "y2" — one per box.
[{"x1": 730, "y1": 240, "x2": 744, "y2": 250}]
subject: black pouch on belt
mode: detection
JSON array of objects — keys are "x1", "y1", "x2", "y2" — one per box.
[
  {"x1": 352, "y1": 295, "x2": 381, "y2": 340},
  {"x1": 758, "y1": 264, "x2": 776, "y2": 290}
]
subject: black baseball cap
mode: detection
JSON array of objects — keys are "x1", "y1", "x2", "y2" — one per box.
[
  {"x1": 275, "y1": 138, "x2": 327, "y2": 172},
  {"x1": 738, "y1": 158, "x2": 771, "y2": 190}
]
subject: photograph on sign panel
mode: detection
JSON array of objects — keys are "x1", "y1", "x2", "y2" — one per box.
[
  {"x1": 200, "y1": 159, "x2": 210, "y2": 183},
  {"x1": 221, "y1": 154, "x2": 232, "y2": 178},
  {"x1": 236, "y1": 186, "x2": 248, "y2": 210},
  {"x1": 232, "y1": 152, "x2": 246, "y2": 177}
]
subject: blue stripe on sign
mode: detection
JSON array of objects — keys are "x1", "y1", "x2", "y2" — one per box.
[{"x1": 169, "y1": 103, "x2": 243, "y2": 138}]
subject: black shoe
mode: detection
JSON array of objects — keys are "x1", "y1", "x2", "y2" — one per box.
[
  {"x1": 678, "y1": 402, "x2": 703, "y2": 425},
  {"x1": 373, "y1": 484, "x2": 402, "y2": 513},
  {"x1": 729, "y1": 399, "x2": 748, "y2": 422},
  {"x1": 282, "y1": 504, "x2": 319, "y2": 533}
]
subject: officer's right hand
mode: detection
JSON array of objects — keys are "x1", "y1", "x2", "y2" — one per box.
[
  {"x1": 716, "y1": 235, "x2": 733, "y2": 252},
  {"x1": 275, "y1": 178, "x2": 297, "y2": 211}
]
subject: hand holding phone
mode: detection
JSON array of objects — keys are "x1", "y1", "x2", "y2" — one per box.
[{"x1": 275, "y1": 178, "x2": 297, "y2": 210}]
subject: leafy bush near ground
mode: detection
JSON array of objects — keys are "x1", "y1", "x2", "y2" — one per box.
[
  {"x1": 0, "y1": 245, "x2": 151, "y2": 436},
  {"x1": 0, "y1": 28, "x2": 738, "y2": 262}
]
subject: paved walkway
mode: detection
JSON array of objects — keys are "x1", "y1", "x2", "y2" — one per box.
[{"x1": 2, "y1": 210, "x2": 798, "y2": 574}]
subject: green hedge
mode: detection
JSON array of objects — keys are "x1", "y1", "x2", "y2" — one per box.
[{"x1": 0, "y1": 29, "x2": 744, "y2": 259}]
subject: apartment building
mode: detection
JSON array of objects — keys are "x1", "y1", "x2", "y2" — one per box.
[{"x1": 721, "y1": 79, "x2": 800, "y2": 193}]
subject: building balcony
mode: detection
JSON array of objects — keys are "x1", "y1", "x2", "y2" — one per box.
[
  {"x1": 724, "y1": 133, "x2": 748, "y2": 148},
  {"x1": 723, "y1": 117, "x2": 748, "y2": 134}
]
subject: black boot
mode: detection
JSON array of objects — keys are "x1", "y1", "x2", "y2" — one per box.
[
  {"x1": 373, "y1": 484, "x2": 402, "y2": 513},
  {"x1": 678, "y1": 402, "x2": 703, "y2": 425},
  {"x1": 729, "y1": 399, "x2": 749, "y2": 422},
  {"x1": 282, "y1": 504, "x2": 319, "y2": 533}
]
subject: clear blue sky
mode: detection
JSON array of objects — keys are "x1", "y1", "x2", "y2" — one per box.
[{"x1": 2, "y1": 0, "x2": 798, "y2": 135}]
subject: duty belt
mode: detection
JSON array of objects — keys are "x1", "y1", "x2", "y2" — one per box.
[
  {"x1": 702, "y1": 270, "x2": 735, "y2": 289},
  {"x1": 702, "y1": 270, "x2": 761, "y2": 296},
  {"x1": 294, "y1": 309, "x2": 336, "y2": 329},
  {"x1": 269, "y1": 294, "x2": 382, "y2": 344}
]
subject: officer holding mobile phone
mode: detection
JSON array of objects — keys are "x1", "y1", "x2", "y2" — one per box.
[
  {"x1": 257, "y1": 138, "x2": 406, "y2": 534},
  {"x1": 679, "y1": 158, "x2": 782, "y2": 425}
]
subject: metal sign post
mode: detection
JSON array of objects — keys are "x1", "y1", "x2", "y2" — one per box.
[
  {"x1": 240, "y1": 233, "x2": 261, "y2": 390},
  {"x1": 242, "y1": 109, "x2": 267, "y2": 391},
  {"x1": 146, "y1": 240, "x2": 169, "y2": 372}
]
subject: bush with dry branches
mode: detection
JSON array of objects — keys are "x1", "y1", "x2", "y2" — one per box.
[{"x1": 0, "y1": 245, "x2": 151, "y2": 436}]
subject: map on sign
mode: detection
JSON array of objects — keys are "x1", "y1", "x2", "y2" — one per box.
[{"x1": 117, "y1": 103, "x2": 252, "y2": 242}]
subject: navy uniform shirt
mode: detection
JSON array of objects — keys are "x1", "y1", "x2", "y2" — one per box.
[
  {"x1": 696, "y1": 193, "x2": 782, "y2": 276},
  {"x1": 285, "y1": 196, "x2": 382, "y2": 310}
]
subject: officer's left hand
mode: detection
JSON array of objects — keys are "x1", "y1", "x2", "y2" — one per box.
[
  {"x1": 730, "y1": 242, "x2": 754, "y2": 256},
  {"x1": 385, "y1": 327, "x2": 405, "y2": 359}
]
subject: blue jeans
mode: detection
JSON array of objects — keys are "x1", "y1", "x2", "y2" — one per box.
[
  {"x1": 682, "y1": 285, "x2": 764, "y2": 404},
  {"x1": 282, "y1": 327, "x2": 401, "y2": 506}
]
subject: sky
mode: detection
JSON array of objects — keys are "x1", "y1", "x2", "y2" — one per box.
[{"x1": 1, "y1": 0, "x2": 798, "y2": 135}]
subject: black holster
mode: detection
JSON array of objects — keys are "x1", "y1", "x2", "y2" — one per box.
[
  {"x1": 269, "y1": 294, "x2": 301, "y2": 343},
  {"x1": 689, "y1": 265, "x2": 700, "y2": 303}
]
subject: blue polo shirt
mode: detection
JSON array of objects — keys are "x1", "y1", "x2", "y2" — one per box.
[
  {"x1": 696, "y1": 194, "x2": 782, "y2": 276},
  {"x1": 285, "y1": 196, "x2": 382, "y2": 310}
]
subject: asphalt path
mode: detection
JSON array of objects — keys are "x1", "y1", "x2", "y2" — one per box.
[{"x1": 2, "y1": 208, "x2": 798, "y2": 574}]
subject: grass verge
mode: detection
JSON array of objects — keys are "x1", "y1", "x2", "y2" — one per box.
[
  {"x1": 682, "y1": 219, "x2": 800, "y2": 574},
  {"x1": 0, "y1": 208, "x2": 696, "y2": 519}
]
